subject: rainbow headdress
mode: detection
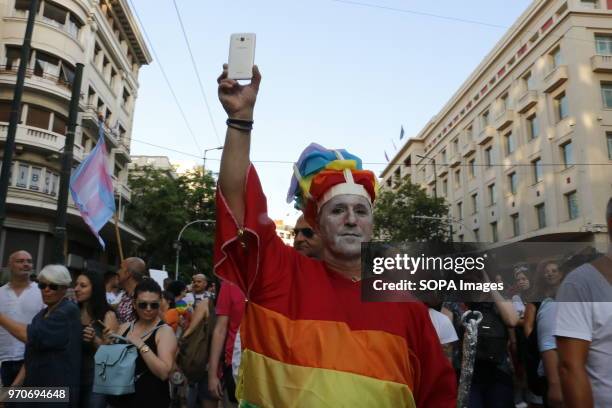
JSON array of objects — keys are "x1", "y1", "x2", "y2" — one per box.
[{"x1": 286, "y1": 143, "x2": 378, "y2": 226}]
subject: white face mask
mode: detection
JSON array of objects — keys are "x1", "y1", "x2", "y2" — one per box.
[{"x1": 318, "y1": 194, "x2": 373, "y2": 259}]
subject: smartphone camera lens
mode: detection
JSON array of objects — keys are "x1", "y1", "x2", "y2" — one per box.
[{"x1": 240, "y1": 37, "x2": 245, "y2": 41}]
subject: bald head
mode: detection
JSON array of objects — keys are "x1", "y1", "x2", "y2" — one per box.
[
  {"x1": 118, "y1": 257, "x2": 147, "y2": 286},
  {"x1": 7, "y1": 250, "x2": 33, "y2": 280}
]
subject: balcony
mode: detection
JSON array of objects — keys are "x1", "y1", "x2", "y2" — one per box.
[
  {"x1": 461, "y1": 141, "x2": 476, "y2": 157},
  {"x1": 591, "y1": 55, "x2": 612, "y2": 73},
  {"x1": 449, "y1": 153, "x2": 461, "y2": 167},
  {"x1": 0, "y1": 65, "x2": 73, "y2": 97},
  {"x1": 112, "y1": 143, "x2": 130, "y2": 161},
  {"x1": 517, "y1": 90, "x2": 538, "y2": 113},
  {"x1": 0, "y1": 122, "x2": 84, "y2": 162},
  {"x1": 112, "y1": 177, "x2": 132, "y2": 201},
  {"x1": 494, "y1": 109, "x2": 514, "y2": 130},
  {"x1": 438, "y1": 165, "x2": 449, "y2": 177},
  {"x1": 543, "y1": 65, "x2": 568, "y2": 93},
  {"x1": 476, "y1": 126, "x2": 496, "y2": 145}
]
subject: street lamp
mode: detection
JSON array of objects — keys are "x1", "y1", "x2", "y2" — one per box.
[
  {"x1": 203, "y1": 146, "x2": 223, "y2": 172},
  {"x1": 175, "y1": 219, "x2": 215, "y2": 279},
  {"x1": 416, "y1": 154, "x2": 437, "y2": 200}
]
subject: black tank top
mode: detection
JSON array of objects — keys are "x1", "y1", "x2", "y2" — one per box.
[{"x1": 108, "y1": 320, "x2": 170, "y2": 408}]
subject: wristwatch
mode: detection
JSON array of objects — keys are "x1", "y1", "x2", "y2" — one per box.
[{"x1": 139, "y1": 344, "x2": 151, "y2": 354}]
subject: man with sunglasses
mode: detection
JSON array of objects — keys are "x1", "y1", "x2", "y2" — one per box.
[
  {"x1": 293, "y1": 215, "x2": 322, "y2": 259},
  {"x1": 0, "y1": 251, "x2": 43, "y2": 387},
  {"x1": 214, "y1": 65, "x2": 456, "y2": 407}
]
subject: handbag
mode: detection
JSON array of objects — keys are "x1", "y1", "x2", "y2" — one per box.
[{"x1": 93, "y1": 322, "x2": 164, "y2": 395}]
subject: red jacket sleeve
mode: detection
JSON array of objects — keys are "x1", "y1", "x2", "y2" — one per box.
[{"x1": 214, "y1": 165, "x2": 296, "y2": 303}]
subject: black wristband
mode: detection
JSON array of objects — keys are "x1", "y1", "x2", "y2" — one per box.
[{"x1": 226, "y1": 118, "x2": 254, "y2": 131}]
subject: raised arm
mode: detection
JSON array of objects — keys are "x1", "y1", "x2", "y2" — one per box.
[{"x1": 217, "y1": 64, "x2": 261, "y2": 225}]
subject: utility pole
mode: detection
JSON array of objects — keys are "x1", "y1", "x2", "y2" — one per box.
[
  {"x1": 0, "y1": 0, "x2": 40, "y2": 229},
  {"x1": 53, "y1": 63, "x2": 84, "y2": 264}
]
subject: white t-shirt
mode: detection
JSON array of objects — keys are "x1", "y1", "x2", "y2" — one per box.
[
  {"x1": 554, "y1": 262, "x2": 612, "y2": 408},
  {"x1": 428, "y1": 308, "x2": 459, "y2": 345},
  {"x1": 0, "y1": 281, "x2": 44, "y2": 362}
]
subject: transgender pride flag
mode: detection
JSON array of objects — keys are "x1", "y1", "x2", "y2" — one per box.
[{"x1": 69, "y1": 122, "x2": 116, "y2": 249}]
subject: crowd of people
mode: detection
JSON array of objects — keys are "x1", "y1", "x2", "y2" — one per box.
[{"x1": 0, "y1": 64, "x2": 610, "y2": 408}]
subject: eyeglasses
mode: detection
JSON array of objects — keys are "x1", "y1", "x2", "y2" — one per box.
[
  {"x1": 37, "y1": 282, "x2": 61, "y2": 291},
  {"x1": 292, "y1": 227, "x2": 314, "y2": 239},
  {"x1": 136, "y1": 301, "x2": 160, "y2": 310}
]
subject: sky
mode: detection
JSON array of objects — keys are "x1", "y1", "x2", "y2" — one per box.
[{"x1": 128, "y1": 0, "x2": 532, "y2": 224}]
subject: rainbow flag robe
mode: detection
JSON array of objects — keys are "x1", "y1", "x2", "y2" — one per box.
[{"x1": 214, "y1": 166, "x2": 457, "y2": 407}]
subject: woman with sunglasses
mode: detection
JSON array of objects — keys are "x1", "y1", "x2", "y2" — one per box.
[
  {"x1": 0, "y1": 264, "x2": 82, "y2": 407},
  {"x1": 74, "y1": 270, "x2": 118, "y2": 408},
  {"x1": 108, "y1": 279, "x2": 177, "y2": 408}
]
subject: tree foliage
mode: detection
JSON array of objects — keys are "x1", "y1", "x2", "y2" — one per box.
[
  {"x1": 125, "y1": 166, "x2": 216, "y2": 280},
  {"x1": 374, "y1": 176, "x2": 450, "y2": 242}
]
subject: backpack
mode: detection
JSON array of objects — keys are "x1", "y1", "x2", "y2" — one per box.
[
  {"x1": 93, "y1": 322, "x2": 163, "y2": 395},
  {"x1": 472, "y1": 303, "x2": 508, "y2": 365},
  {"x1": 177, "y1": 301, "x2": 216, "y2": 381}
]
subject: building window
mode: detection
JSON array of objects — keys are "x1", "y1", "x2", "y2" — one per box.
[
  {"x1": 596, "y1": 34, "x2": 612, "y2": 55},
  {"x1": 500, "y1": 93, "x2": 509, "y2": 111},
  {"x1": 523, "y1": 71, "x2": 535, "y2": 91},
  {"x1": 386, "y1": 178, "x2": 392, "y2": 187},
  {"x1": 457, "y1": 202, "x2": 463, "y2": 219},
  {"x1": 454, "y1": 169, "x2": 461, "y2": 186},
  {"x1": 441, "y1": 149, "x2": 447, "y2": 164},
  {"x1": 561, "y1": 140, "x2": 573, "y2": 168},
  {"x1": 4, "y1": 46, "x2": 21, "y2": 71},
  {"x1": 466, "y1": 125, "x2": 473, "y2": 141},
  {"x1": 551, "y1": 47, "x2": 562, "y2": 70},
  {"x1": 473, "y1": 228, "x2": 480, "y2": 242},
  {"x1": 511, "y1": 213, "x2": 520, "y2": 237},
  {"x1": 442, "y1": 179, "x2": 448, "y2": 196},
  {"x1": 532, "y1": 158, "x2": 543, "y2": 183},
  {"x1": 26, "y1": 105, "x2": 51, "y2": 130},
  {"x1": 471, "y1": 193, "x2": 478, "y2": 214},
  {"x1": 16, "y1": 164, "x2": 28, "y2": 188},
  {"x1": 488, "y1": 183, "x2": 496, "y2": 205},
  {"x1": 565, "y1": 191, "x2": 579, "y2": 220},
  {"x1": 602, "y1": 83, "x2": 612, "y2": 109},
  {"x1": 452, "y1": 138, "x2": 459, "y2": 154},
  {"x1": 0, "y1": 101, "x2": 11, "y2": 122},
  {"x1": 458, "y1": 234, "x2": 464, "y2": 243},
  {"x1": 481, "y1": 110, "x2": 490, "y2": 127},
  {"x1": 555, "y1": 92, "x2": 568, "y2": 121},
  {"x1": 607, "y1": 132, "x2": 612, "y2": 160},
  {"x1": 484, "y1": 146, "x2": 492, "y2": 168},
  {"x1": 536, "y1": 203, "x2": 546, "y2": 229},
  {"x1": 527, "y1": 114, "x2": 539, "y2": 140},
  {"x1": 505, "y1": 132, "x2": 515, "y2": 156},
  {"x1": 508, "y1": 172, "x2": 518, "y2": 195},
  {"x1": 468, "y1": 159, "x2": 476, "y2": 178},
  {"x1": 581, "y1": 0, "x2": 599, "y2": 8},
  {"x1": 490, "y1": 221, "x2": 498, "y2": 243},
  {"x1": 29, "y1": 167, "x2": 42, "y2": 191}
]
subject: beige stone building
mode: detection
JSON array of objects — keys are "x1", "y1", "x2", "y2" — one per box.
[
  {"x1": 0, "y1": 0, "x2": 151, "y2": 271},
  {"x1": 381, "y1": 0, "x2": 612, "y2": 245}
]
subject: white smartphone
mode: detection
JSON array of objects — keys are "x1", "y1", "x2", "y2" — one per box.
[{"x1": 228, "y1": 33, "x2": 256, "y2": 80}]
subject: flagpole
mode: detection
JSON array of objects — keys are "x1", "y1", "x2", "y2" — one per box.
[{"x1": 113, "y1": 211, "x2": 124, "y2": 262}]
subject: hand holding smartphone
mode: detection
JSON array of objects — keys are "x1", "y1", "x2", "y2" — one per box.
[{"x1": 228, "y1": 33, "x2": 256, "y2": 80}]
